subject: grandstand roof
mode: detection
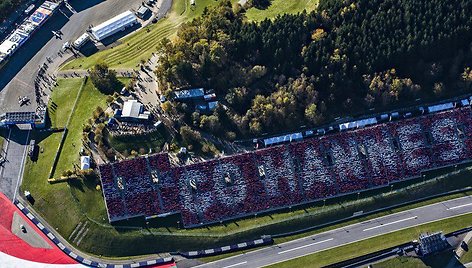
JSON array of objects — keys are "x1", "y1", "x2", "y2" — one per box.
[
  {"x1": 339, "y1": 117, "x2": 377, "y2": 131},
  {"x1": 427, "y1": 102, "x2": 454, "y2": 113},
  {"x1": 121, "y1": 99, "x2": 149, "y2": 120},
  {"x1": 90, "y1": 11, "x2": 137, "y2": 41},
  {"x1": 264, "y1": 132, "x2": 302, "y2": 146}
]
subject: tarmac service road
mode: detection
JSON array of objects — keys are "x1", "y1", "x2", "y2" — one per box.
[{"x1": 196, "y1": 195, "x2": 472, "y2": 268}]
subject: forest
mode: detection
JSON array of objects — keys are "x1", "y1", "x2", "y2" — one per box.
[
  {"x1": 155, "y1": 0, "x2": 472, "y2": 138},
  {"x1": 0, "y1": 0, "x2": 23, "y2": 22}
]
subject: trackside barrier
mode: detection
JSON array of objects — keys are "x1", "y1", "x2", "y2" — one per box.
[
  {"x1": 270, "y1": 186, "x2": 472, "y2": 239},
  {"x1": 323, "y1": 242, "x2": 414, "y2": 268},
  {"x1": 447, "y1": 226, "x2": 472, "y2": 237},
  {"x1": 179, "y1": 237, "x2": 273, "y2": 258},
  {"x1": 324, "y1": 225, "x2": 472, "y2": 268},
  {"x1": 14, "y1": 200, "x2": 174, "y2": 268}
]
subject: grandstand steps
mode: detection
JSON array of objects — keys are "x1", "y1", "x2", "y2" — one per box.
[
  {"x1": 145, "y1": 157, "x2": 165, "y2": 212},
  {"x1": 182, "y1": 167, "x2": 205, "y2": 222},
  {"x1": 290, "y1": 150, "x2": 307, "y2": 202},
  {"x1": 68, "y1": 221, "x2": 83, "y2": 241},
  {"x1": 98, "y1": 105, "x2": 472, "y2": 227},
  {"x1": 320, "y1": 142, "x2": 340, "y2": 195},
  {"x1": 75, "y1": 227, "x2": 89, "y2": 246},
  {"x1": 389, "y1": 131, "x2": 406, "y2": 179},
  {"x1": 71, "y1": 221, "x2": 88, "y2": 244},
  {"x1": 110, "y1": 163, "x2": 130, "y2": 217},
  {"x1": 353, "y1": 138, "x2": 374, "y2": 188}
]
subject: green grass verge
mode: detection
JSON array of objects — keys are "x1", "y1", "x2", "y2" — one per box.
[
  {"x1": 266, "y1": 213, "x2": 472, "y2": 268},
  {"x1": 244, "y1": 0, "x2": 318, "y2": 21},
  {"x1": 372, "y1": 257, "x2": 427, "y2": 268},
  {"x1": 52, "y1": 78, "x2": 108, "y2": 177},
  {"x1": 461, "y1": 246, "x2": 472, "y2": 264},
  {"x1": 48, "y1": 78, "x2": 83, "y2": 128},
  {"x1": 61, "y1": 0, "x2": 319, "y2": 70},
  {"x1": 372, "y1": 254, "x2": 459, "y2": 268},
  {"x1": 106, "y1": 128, "x2": 165, "y2": 154}
]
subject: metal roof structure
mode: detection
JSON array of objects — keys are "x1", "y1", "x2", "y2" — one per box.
[
  {"x1": 120, "y1": 100, "x2": 149, "y2": 120},
  {"x1": 339, "y1": 117, "x2": 377, "y2": 131},
  {"x1": 90, "y1": 11, "x2": 138, "y2": 41},
  {"x1": 136, "y1": 6, "x2": 149, "y2": 18},
  {"x1": 427, "y1": 102, "x2": 454, "y2": 113},
  {"x1": 173, "y1": 88, "x2": 204, "y2": 100},
  {"x1": 264, "y1": 132, "x2": 303, "y2": 147}
]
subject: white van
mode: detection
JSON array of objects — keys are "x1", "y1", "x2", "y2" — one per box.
[{"x1": 73, "y1": 33, "x2": 90, "y2": 49}]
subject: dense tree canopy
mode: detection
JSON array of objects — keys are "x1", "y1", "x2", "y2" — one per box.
[
  {"x1": 0, "y1": 0, "x2": 23, "y2": 22},
  {"x1": 90, "y1": 63, "x2": 121, "y2": 95},
  {"x1": 155, "y1": 0, "x2": 472, "y2": 137}
]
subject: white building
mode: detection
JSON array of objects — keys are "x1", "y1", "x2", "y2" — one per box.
[
  {"x1": 90, "y1": 11, "x2": 138, "y2": 41},
  {"x1": 80, "y1": 156, "x2": 90, "y2": 170},
  {"x1": 121, "y1": 100, "x2": 150, "y2": 121},
  {"x1": 73, "y1": 33, "x2": 90, "y2": 49}
]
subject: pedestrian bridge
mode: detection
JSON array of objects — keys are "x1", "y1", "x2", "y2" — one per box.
[{"x1": 0, "y1": 106, "x2": 46, "y2": 128}]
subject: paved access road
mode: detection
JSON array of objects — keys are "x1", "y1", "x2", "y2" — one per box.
[
  {"x1": 0, "y1": 128, "x2": 30, "y2": 200},
  {"x1": 197, "y1": 195, "x2": 472, "y2": 268}
]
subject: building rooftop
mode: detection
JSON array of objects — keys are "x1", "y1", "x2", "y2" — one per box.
[
  {"x1": 173, "y1": 88, "x2": 204, "y2": 100},
  {"x1": 90, "y1": 11, "x2": 137, "y2": 41},
  {"x1": 120, "y1": 100, "x2": 149, "y2": 120}
]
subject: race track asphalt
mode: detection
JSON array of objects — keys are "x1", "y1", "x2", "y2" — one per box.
[
  {"x1": 0, "y1": 0, "x2": 148, "y2": 114},
  {"x1": 196, "y1": 195, "x2": 472, "y2": 268},
  {"x1": 0, "y1": 128, "x2": 29, "y2": 200}
]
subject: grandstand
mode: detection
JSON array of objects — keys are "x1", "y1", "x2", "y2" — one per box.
[
  {"x1": 0, "y1": 1, "x2": 61, "y2": 66},
  {"x1": 99, "y1": 104, "x2": 472, "y2": 228}
]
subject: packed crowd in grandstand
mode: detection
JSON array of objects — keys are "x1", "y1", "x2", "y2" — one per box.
[{"x1": 99, "y1": 103, "x2": 472, "y2": 227}]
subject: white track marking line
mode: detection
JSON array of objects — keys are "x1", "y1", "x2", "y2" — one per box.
[
  {"x1": 222, "y1": 261, "x2": 247, "y2": 268},
  {"x1": 363, "y1": 216, "x2": 417, "y2": 232},
  {"x1": 447, "y1": 203, "x2": 472, "y2": 210},
  {"x1": 13, "y1": 130, "x2": 30, "y2": 201},
  {"x1": 277, "y1": 238, "x2": 334, "y2": 254}
]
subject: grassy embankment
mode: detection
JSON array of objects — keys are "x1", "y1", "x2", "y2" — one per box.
[
  {"x1": 21, "y1": 78, "x2": 109, "y2": 236},
  {"x1": 245, "y1": 0, "x2": 318, "y2": 21},
  {"x1": 61, "y1": 0, "x2": 319, "y2": 70},
  {"x1": 266, "y1": 213, "x2": 472, "y2": 268}
]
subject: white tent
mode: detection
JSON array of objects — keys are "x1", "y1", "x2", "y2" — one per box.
[
  {"x1": 80, "y1": 156, "x2": 90, "y2": 170},
  {"x1": 90, "y1": 11, "x2": 138, "y2": 41}
]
